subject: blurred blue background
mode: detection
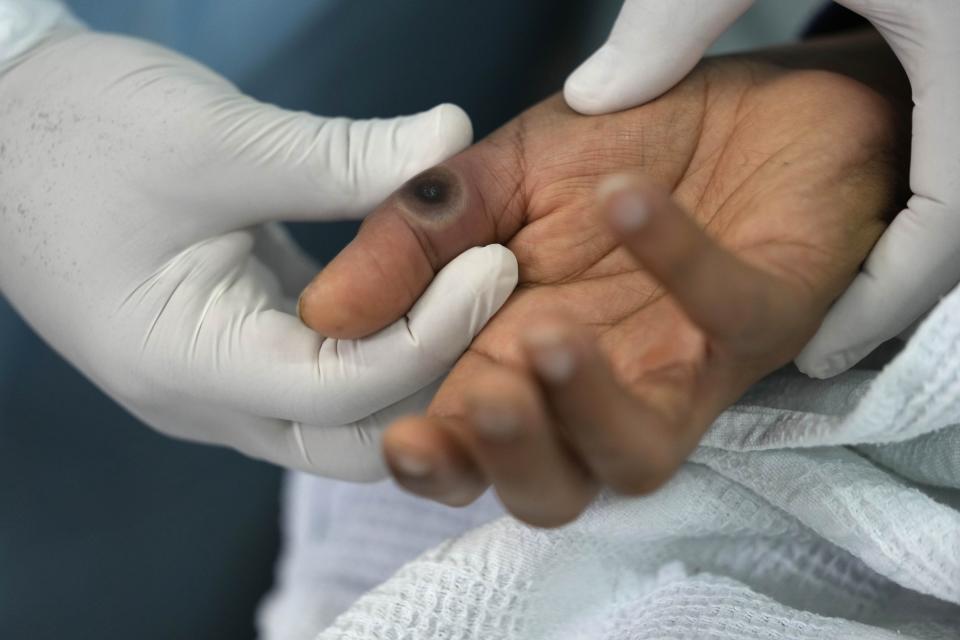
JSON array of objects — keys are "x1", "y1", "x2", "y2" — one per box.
[{"x1": 0, "y1": 1, "x2": 822, "y2": 638}]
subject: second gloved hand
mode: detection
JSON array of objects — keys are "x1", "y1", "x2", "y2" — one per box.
[
  {"x1": 565, "y1": 0, "x2": 960, "y2": 378},
  {"x1": 0, "y1": 20, "x2": 517, "y2": 480}
]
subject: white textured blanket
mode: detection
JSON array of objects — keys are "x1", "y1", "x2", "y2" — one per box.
[{"x1": 260, "y1": 282, "x2": 960, "y2": 640}]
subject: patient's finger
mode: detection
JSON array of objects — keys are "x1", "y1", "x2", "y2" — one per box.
[
  {"x1": 382, "y1": 415, "x2": 488, "y2": 507},
  {"x1": 522, "y1": 321, "x2": 698, "y2": 495},
  {"x1": 464, "y1": 368, "x2": 597, "y2": 528},
  {"x1": 599, "y1": 175, "x2": 784, "y2": 348},
  {"x1": 299, "y1": 145, "x2": 526, "y2": 339}
]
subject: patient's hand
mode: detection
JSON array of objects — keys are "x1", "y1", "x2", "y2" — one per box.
[{"x1": 299, "y1": 49, "x2": 904, "y2": 525}]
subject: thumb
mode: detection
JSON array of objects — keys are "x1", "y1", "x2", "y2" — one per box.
[
  {"x1": 797, "y1": 1, "x2": 960, "y2": 378},
  {"x1": 297, "y1": 136, "x2": 527, "y2": 339},
  {"x1": 190, "y1": 100, "x2": 473, "y2": 227},
  {"x1": 564, "y1": 0, "x2": 754, "y2": 115}
]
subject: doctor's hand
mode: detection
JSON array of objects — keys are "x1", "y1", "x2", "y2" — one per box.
[
  {"x1": 299, "y1": 43, "x2": 906, "y2": 523},
  {"x1": 0, "y1": 18, "x2": 517, "y2": 480},
  {"x1": 565, "y1": 0, "x2": 960, "y2": 378}
]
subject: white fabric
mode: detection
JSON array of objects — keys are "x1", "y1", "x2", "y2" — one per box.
[
  {"x1": 262, "y1": 278, "x2": 960, "y2": 639},
  {"x1": 258, "y1": 475, "x2": 504, "y2": 640}
]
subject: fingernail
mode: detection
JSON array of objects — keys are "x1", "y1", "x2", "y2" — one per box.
[
  {"x1": 598, "y1": 175, "x2": 649, "y2": 232},
  {"x1": 527, "y1": 330, "x2": 577, "y2": 384},
  {"x1": 535, "y1": 346, "x2": 576, "y2": 383},
  {"x1": 609, "y1": 192, "x2": 650, "y2": 232},
  {"x1": 297, "y1": 285, "x2": 321, "y2": 325},
  {"x1": 296, "y1": 292, "x2": 308, "y2": 322},
  {"x1": 391, "y1": 449, "x2": 433, "y2": 478},
  {"x1": 596, "y1": 174, "x2": 634, "y2": 200},
  {"x1": 472, "y1": 405, "x2": 520, "y2": 442}
]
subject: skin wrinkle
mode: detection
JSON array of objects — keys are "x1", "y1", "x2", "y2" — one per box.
[
  {"x1": 470, "y1": 178, "x2": 495, "y2": 244},
  {"x1": 504, "y1": 108, "x2": 532, "y2": 228},
  {"x1": 690, "y1": 68, "x2": 893, "y2": 260},
  {"x1": 515, "y1": 215, "x2": 615, "y2": 286},
  {"x1": 658, "y1": 74, "x2": 710, "y2": 193},
  {"x1": 583, "y1": 244, "x2": 646, "y2": 281},
  {"x1": 432, "y1": 136, "x2": 525, "y2": 251},
  {"x1": 703, "y1": 137, "x2": 797, "y2": 238},
  {"x1": 472, "y1": 159, "x2": 522, "y2": 245},
  {"x1": 376, "y1": 231, "x2": 433, "y2": 324},
  {"x1": 398, "y1": 206, "x2": 444, "y2": 271},
  {"x1": 512, "y1": 109, "x2": 669, "y2": 288},
  {"x1": 548, "y1": 241, "x2": 625, "y2": 287},
  {"x1": 733, "y1": 119, "x2": 897, "y2": 298},
  {"x1": 698, "y1": 66, "x2": 808, "y2": 198},
  {"x1": 684, "y1": 110, "x2": 757, "y2": 225},
  {"x1": 486, "y1": 152, "x2": 528, "y2": 240},
  {"x1": 742, "y1": 238, "x2": 848, "y2": 307}
]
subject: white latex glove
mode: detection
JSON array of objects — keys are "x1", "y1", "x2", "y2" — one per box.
[
  {"x1": 565, "y1": 0, "x2": 960, "y2": 378},
  {"x1": 0, "y1": 3, "x2": 518, "y2": 480}
]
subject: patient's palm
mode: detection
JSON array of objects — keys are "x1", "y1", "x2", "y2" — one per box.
[{"x1": 432, "y1": 58, "x2": 899, "y2": 423}]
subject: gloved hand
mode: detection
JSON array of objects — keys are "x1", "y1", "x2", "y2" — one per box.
[
  {"x1": 0, "y1": 2, "x2": 518, "y2": 480},
  {"x1": 565, "y1": 0, "x2": 960, "y2": 378}
]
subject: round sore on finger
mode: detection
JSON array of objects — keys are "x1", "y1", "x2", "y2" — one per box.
[{"x1": 298, "y1": 152, "x2": 518, "y2": 339}]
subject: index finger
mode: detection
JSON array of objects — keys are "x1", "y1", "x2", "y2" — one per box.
[{"x1": 599, "y1": 174, "x2": 803, "y2": 354}]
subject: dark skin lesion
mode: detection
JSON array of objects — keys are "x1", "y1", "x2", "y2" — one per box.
[
  {"x1": 400, "y1": 166, "x2": 464, "y2": 218},
  {"x1": 300, "y1": 32, "x2": 910, "y2": 526}
]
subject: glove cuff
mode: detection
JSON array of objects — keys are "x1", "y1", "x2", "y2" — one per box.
[{"x1": 0, "y1": 0, "x2": 84, "y2": 70}]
